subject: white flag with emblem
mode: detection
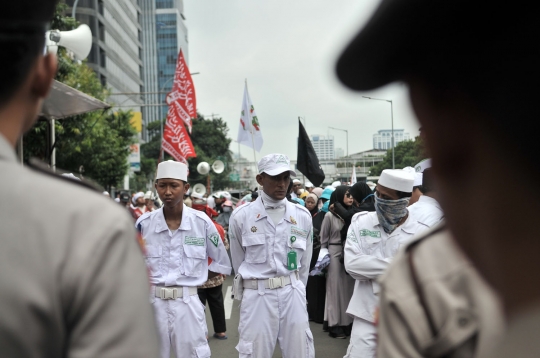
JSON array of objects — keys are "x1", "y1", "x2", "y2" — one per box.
[
  {"x1": 237, "y1": 82, "x2": 263, "y2": 152},
  {"x1": 350, "y1": 165, "x2": 357, "y2": 185}
]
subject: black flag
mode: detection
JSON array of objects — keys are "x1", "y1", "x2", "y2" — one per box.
[{"x1": 297, "y1": 120, "x2": 325, "y2": 187}]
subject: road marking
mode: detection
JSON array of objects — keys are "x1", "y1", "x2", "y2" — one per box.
[{"x1": 224, "y1": 285, "x2": 233, "y2": 319}]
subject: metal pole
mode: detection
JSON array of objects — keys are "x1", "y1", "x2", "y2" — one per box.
[
  {"x1": 71, "y1": 0, "x2": 80, "y2": 19},
  {"x1": 390, "y1": 100, "x2": 394, "y2": 169},
  {"x1": 50, "y1": 119, "x2": 56, "y2": 171}
]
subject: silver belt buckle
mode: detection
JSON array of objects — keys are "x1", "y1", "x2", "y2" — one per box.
[
  {"x1": 159, "y1": 287, "x2": 178, "y2": 299},
  {"x1": 268, "y1": 277, "x2": 283, "y2": 289}
]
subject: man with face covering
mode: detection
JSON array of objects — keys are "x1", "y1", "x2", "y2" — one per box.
[
  {"x1": 343, "y1": 169, "x2": 428, "y2": 358},
  {"x1": 229, "y1": 153, "x2": 314, "y2": 358}
]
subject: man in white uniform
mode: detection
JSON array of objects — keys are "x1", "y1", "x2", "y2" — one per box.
[
  {"x1": 343, "y1": 169, "x2": 428, "y2": 358},
  {"x1": 229, "y1": 153, "x2": 315, "y2": 358},
  {"x1": 408, "y1": 167, "x2": 443, "y2": 227},
  {"x1": 137, "y1": 161, "x2": 232, "y2": 358}
]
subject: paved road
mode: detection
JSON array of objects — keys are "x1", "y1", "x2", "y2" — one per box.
[{"x1": 203, "y1": 275, "x2": 350, "y2": 358}]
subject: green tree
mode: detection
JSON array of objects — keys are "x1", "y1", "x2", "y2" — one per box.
[
  {"x1": 369, "y1": 137, "x2": 426, "y2": 176},
  {"x1": 23, "y1": 2, "x2": 136, "y2": 190},
  {"x1": 130, "y1": 114, "x2": 233, "y2": 192}
]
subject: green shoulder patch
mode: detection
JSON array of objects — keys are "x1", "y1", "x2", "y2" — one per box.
[
  {"x1": 208, "y1": 233, "x2": 220, "y2": 247},
  {"x1": 347, "y1": 230, "x2": 358, "y2": 243}
]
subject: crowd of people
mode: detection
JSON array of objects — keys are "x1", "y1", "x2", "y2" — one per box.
[{"x1": 2, "y1": 0, "x2": 539, "y2": 357}]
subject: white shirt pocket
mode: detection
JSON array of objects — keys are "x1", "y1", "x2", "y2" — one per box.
[
  {"x1": 242, "y1": 234, "x2": 267, "y2": 264},
  {"x1": 145, "y1": 245, "x2": 162, "y2": 277},
  {"x1": 183, "y1": 243, "x2": 206, "y2": 277}
]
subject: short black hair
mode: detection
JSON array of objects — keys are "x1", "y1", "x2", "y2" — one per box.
[
  {"x1": 396, "y1": 191, "x2": 412, "y2": 199},
  {"x1": 413, "y1": 185, "x2": 425, "y2": 194},
  {"x1": 0, "y1": 1, "x2": 58, "y2": 106}
]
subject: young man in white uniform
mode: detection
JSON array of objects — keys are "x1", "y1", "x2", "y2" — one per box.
[
  {"x1": 343, "y1": 169, "x2": 428, "y2": 358},
  {"x1": 137, "y1": 160, "x2": 232, "y2": 358},
  {"x1": 229, "y1": 153, "x2": 315, "y2": 358},
  {"x1": 407, "y1": 167, "x2": 444, "y2": 227}
]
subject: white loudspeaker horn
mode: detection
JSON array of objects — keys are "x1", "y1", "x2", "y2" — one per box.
[
  {"x1": 212, "y1": 160, "x2": 225, "y2": 174},
  {"x1": 46, "y1": 24, "x2": 93, "y2": 60},
  {"x1": 197, "y1": 162, "x2": 210, "y2": 175},
  {"x1": 192, "y1": 183, "x2": 206, "y2": 196}
]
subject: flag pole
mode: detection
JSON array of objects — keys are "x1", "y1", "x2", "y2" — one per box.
[{"x1": 245, "y1": 79, "x2": 257, "y2": 168}]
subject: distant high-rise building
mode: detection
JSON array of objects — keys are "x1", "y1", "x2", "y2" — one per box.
[
  {"x1": 310, "y1": 135, "x2": 335, "y2": 160},
  {"x1": 68, "y1": 0, "x2": 144, "y2": 116},
  {"x1": 373, "y1": 129, "x2": 410, "y2": 150},
  {"x1": 140, "y1": 0, "x2": 189, "y2": 141},
  {"x1": 335, "y1": 147, "x2": 345, "y2": 159}
]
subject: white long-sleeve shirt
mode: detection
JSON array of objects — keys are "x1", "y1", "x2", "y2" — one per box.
[
  {"x1": 408, "y1": 195, "x2": 444, "y2": 227},
  {"x1": 229, "y1": 197, "x2": 313, "y2": 286},
  {"x1": 136, "y1": 205, "x2": 231, "y2": 287},
  {"x1": 344, "y1": 211, "x2": 428, "y2": 322}
]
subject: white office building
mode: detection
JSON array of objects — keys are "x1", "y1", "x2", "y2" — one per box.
[
  {"x1": 310, "y1": 135, "x2": 335, "y2": 160},
  {"x1": 373, "y1": 129, "x2": 411, "y2": 150}
]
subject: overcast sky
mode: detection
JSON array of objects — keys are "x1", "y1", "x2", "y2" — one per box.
[{"x1": 183, "y1": 0, "x2": 420, "y2": 161}]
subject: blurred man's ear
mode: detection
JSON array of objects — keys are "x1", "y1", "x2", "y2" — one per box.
[{"x1": 31, "y1": 53, "x2": 57, "y2": 99}]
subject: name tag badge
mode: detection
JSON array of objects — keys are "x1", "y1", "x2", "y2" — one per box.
[
  {"x1": 291, "y1": 226, "x2": 308, "y2": 238},
  {"x1": 287, "y1": 251, "x2": 297, "y2": 270}
]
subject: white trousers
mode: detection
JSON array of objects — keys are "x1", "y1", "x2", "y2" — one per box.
[
  {"x1": 236, "y1": 275, "x2": 315, "y2": 358},
  {"x1": 344, "y1": 317, "x2": 376, "y2": 358},
  {"x1": 151, "y1": 290, "x2": 211, "y2": 358}
]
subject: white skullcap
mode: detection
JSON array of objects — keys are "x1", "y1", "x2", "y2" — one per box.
[
  {"x1": 102, "y1": 191, "x2": 109, "y2": 196},
  {"x1": 402, "y1": 166, "x2": 423, "y2": 186},
  {"x1": 114, "y1": 198, "x2": 120, "y2": 203},
  {"x1": 293, "y1": 179, "x2": 302, "y2": 184},
  {"x1": 414, "y1": 159, "x2": 432, "y2": 173},
  {"x1": 331, "y1": 180, "x2": 341, "y2": 188},
  {"x1": 305, "y1": 182, "x2": 313, "y2": 188},
  {"x1": 258, "y1": 154, "x2": 297, "y2": 177},
  {"x1": 144, "y1": 191, "x2": 153, "y2": 200},
  {"x1": 156, "y1": 160, "x2": 188, "y2": 181},
  {"x1": 378, "y1": 169, "x2": 415, "y2": 192},
  {"x1": 191, "y1": 191, "x2": 204, "y2": 199},
  {"x1": 132, "y1": 192, "x2": 144, "y2": 204}
]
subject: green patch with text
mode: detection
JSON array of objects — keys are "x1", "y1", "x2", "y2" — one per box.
[
  {"x1": 359, "y1": 229, "x2": 381, "y2": 238},
  {"x1": 185, "y1": 237, "x2": 205, "y2": 246},
  {"x1": 291, "y1": 226, "x2": 308, "y2": 238},
  {"x1": 347, "y1": 230, "x2": 358, "y2": 243},
  {"x1": 208, "y1": 233, "x2": 220, "y2": 247}
]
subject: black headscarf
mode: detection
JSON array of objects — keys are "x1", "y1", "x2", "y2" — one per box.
[
  {"x1": 330, "y1": 185, "x2": 351, "y2": 207},
  {"x1": 350, "y1": 182, "x2": 373, "y2": 203}
]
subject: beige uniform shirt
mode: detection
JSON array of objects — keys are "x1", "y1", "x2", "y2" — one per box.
[
  {"x1": 377, "y1": 224, "x2": 504, "y2": 358},
  {"x1": 0, "y1": 134, "x2": 160, "y2": 357}
]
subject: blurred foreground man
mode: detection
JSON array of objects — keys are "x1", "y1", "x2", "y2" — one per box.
[
  {"x1": 335, "y1": 0, "x2": 532, "y2": 356},
  {"x1": 230, "y1": 154, "x2": 314, "y2": 358},
  {"x1": 0, "y1": 2, "x2": 160, "y2": 356},
  {"x1": 343, "y1": 169, "x2": 427, "y2": 357}
]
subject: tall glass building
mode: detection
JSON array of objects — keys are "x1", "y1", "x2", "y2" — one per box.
[
  {"x1": 138, "y1": 0, "x2": 189, "y2": 140},
  {"x1": 67, "y1": 0, "x2": 144, "y2": 115}
]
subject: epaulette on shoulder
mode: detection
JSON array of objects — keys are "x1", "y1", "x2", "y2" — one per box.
[
  {"x1": 351, "y1": 210, "x2": 370, "y2": 222},
  {"x1": 405, "y1": 223, "x2": 446, "y2": 253},
  {"x1": 28, "y1": 158, "x2": 99, "y2": 192}
]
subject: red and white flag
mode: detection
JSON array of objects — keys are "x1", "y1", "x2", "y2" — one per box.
[
  {"x1": 166, "y1": 49, "x2": 196, "y2": 133},
  {"x1": 162, "y1": 106, "x2": 196, "y2": 162},
  {"x1": 237, "y1": 81, "x2": 263, "y2": 152}
]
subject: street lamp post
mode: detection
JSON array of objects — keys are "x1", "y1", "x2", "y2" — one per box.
[
  {"x1": 329, "y1": 127, "x2": 349, "y2": 183},
  {"x1": 362, "y1": 96, "x2": 395, "y2": 169}
]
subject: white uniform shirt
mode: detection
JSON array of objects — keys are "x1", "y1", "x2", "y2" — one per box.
[
  {"x1": 229, "y1": 197, "x2": 313, "y2": 286},
  {"x1": 136, "y1": 205, "x2": 231, "y2": 287},
  {"x1": 344, "y1": 211, "x2": 428, "y2": 322},
  {"x1": 408, "y1": 195, "x2": 444, "y2": 227}
]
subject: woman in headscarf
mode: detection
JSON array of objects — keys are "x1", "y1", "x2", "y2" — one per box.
[
  {"x1": 306, "y1": 192, "x2": 326, "y2": 324},
  {"x1": 320, "y1": 185, "x2": 356, "y2": 338}
]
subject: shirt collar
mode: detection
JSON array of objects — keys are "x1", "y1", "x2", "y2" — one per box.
[
  {"x1": 418, "y1": 195, "x2": 441, "y2": 209},
  {"x1": 252, "y1": 197, "x2": 298, "y2": 224},
  {"x1": 0, "y1": 133, "x2": 17, "y2": 163},
  {"x1": 154, "y1": 204, "x2": 192, "y2": 233}
]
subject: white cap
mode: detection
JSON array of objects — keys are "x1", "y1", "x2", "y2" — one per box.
[
  {"x1": 102, "y1": 191, "x2": 109, "y2": 196},
  {"x1": 132, "y1": 192, "x2": 145, "y2": 204},
  {"x1": 191, "y1": 191, "x2": 204, "y2": 200},
  {"x1": 114, "y1": 198, "x2": 120, "y2": 203},
  {"x1": 156, "y1": 160, "x2": 188, "y2": 181},
  {"x1": 144, "y1": 191, "x2": 153, "y2": 200},
  {"x1": 258, "y1": 154, "x2": 297, "y2": 177},
  {"x1": 305, "y1": 182, "x2": 313, "y2": 188},
  {"x1": 402, "y1": 166, "x2": 423, "y2": 187},
  {"x1": 378, "y1": 169, "x2": 415, "y2": 192},
  {"x1": 331, "y1": 180, "x2": 341, "y2": 188},
  {"x1": 293, "y1": 179, "x2": 302, "y2": 184},
  {"x1": 414, "y1": 159, "x2": 432, "y2": 173},
  {"x1": 366, "y1": 181, "x2": 376, "y2": 190}
]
